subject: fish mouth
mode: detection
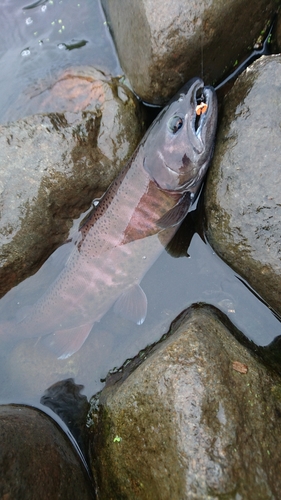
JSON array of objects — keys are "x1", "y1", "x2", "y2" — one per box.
[
  {"x1": 194, "y1": 85, "x2": 213, "y2": 136},
  {"x1": 174, "y1": 77, "x2": 214, "y2": 138},
  {"x1": 161, "y1": 81, "x2": 216, "y2": 192}
]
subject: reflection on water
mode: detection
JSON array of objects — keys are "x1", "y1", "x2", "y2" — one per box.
[{"x1": 0, "y1": 0, "x2": 121, "y2": 122}]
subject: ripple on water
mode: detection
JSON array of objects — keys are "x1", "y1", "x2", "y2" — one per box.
[{"x1": 0, "y1": 0, "x2": 122, "y2": 123}]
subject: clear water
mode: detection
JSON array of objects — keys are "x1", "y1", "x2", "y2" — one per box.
[
  {"x1": 0, "y1": 0, "x2": 121, "y2": 122},
  {"x1": 0, "y1": 200, "x2": 280, "y2": 405}
]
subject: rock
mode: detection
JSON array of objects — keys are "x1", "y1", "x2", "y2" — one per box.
[
  {"x1": 40, "y1": 378, "x2": 90, "y2": 460},
  {"x1": 102, "y1": 0, "x2": 276, "y2": 104},
  {"x1": 0, "y1": 67, "x2": 145, "y2": 296},
  {"x1": 205, "y1": 55, "x2": 281, "y2": 317},
  {"x1": 88, "y1": 304, "x2": 281, "y2": 499},
  {"x1": 0, "y1": 404, "x2": 95, "y2": 500},
  {"x1": 275, "y1": 11, "x2": 281, "y2": 52}
]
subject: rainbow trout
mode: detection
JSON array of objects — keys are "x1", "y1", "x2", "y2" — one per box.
[{"x1": 1, "y1": 78, "x2": 217, "y2": 358}]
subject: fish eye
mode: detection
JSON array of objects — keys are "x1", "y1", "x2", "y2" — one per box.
[{"x1": 168, "y1": 115, "x2": 183, "y2": 134}]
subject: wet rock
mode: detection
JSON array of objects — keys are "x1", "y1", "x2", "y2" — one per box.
[
  {"x1": 102, "y1": 0, "x2": 276, "y2": 104},
  {"x1": 88, "y1": 304, "x2": 281, "y2": 499},
  {"x1": 205, "y1": 55, "x2": 281, "y2": 317},
  {"x1": 0, "y1": 67, "x2": 145, "y2": 296},
  {"x1": 41, "y1": 378, "x2": 90, "y2": 459},
  {"x1": 275, "y1": 11, "x2": 281, "y2": 52},
  {"x1": 0, "y1": 404, "x2": 95, "y2": 499}
]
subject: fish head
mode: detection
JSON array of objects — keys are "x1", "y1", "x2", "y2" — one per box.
[{"x1": 143, "y1": 77, "x2": 218, "y2": 193}]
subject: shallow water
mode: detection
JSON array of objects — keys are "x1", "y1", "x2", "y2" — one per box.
[
  {"x1": 0, "y1": 0, "x2": 281, "y2": 464},
  {"x1": 0, "y1": 198, "x2": 280, "y2": 405},
  {"x1": 0, "y1": 0, "x2": 121, "y2": 122}
]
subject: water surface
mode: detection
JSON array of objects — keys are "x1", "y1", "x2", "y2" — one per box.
[
  {"x1": 0, "y1": 0, "x2": 121, "y2": 122},
  {"x1": 0, "y1": 198, "x2": 280, "y2": 405}
]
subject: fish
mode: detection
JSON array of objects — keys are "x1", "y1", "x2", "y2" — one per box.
[{"x1": 0, "y1": 77, "x2": 217, "y2": 359}]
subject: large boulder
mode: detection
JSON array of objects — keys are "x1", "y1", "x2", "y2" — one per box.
[
  {"x1": 205, "y1": 55, "x2": 281, "y2": 317},
  {"x1": 89, "y1": 305, "x2": 281, "y2": 499},
  {"x1": 102, "y1": 0, "x2": 276, "y2": 103},
  {"x1": 0, "y1": 404, "x2": 95, "y2": 499}
]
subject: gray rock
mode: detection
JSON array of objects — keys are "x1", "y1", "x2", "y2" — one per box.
[
  {"x1": 0, "y1": 404, "x2": 95, "y2": 499},
  {"x1": 0, "y1": 67, "x2": 144, "y2": 296},
  {"x1": 205, "y1": 55, "x2": 281, "y2": 317},
  {"x1": 89, "y1": 305, "x2": 281, "y2": 499},
  {"x1": 102, "y1": 0, "x2": 276, "y2": 104}
]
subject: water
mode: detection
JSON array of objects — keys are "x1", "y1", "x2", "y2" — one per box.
[
  {"x1": 0, "y1": 0, "x2": 280, "y2": 468},
  {"x1": 0, "y1": 0, "x2": 121, "y2": 122},
  {"x1": 0, "y1": 199, "x2": 280, "y2": 405}
]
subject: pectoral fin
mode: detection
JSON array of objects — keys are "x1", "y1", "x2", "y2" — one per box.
[
  {"x1": 114, "y1": 284, "x2": 147, "y2": 325},
  {"x1": 157, "y1": 192, "x2": 192, "y2": 229},
  {"x1": 42, "y1": 323, "x2": 93, "y2": 359}
]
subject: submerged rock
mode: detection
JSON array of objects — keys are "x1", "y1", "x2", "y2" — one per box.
[
  {"x1": 2, "y1": 66, "x2": 123, "y2": 125},
  {"x1": 0, "y1": 67, "x2": 144, "y2": 296},
  {"x1": 102, "y1": 0, "x2": 276, "y2": 104},
  {"x1": 41, "y1": 378, "x2": 90, "y2": 460},
  {"x1": 3, "y1": 323, "x2": 114, "y2": 402},
  {"x1": 0, "y1": 404, "x2": 95, "y2": 499},
  {"x1": 88, "y1": 305, "x2": 281, "y2": 499},
  {"x1": 205, "y1": 55, "x2": 281, "y2": 317}
]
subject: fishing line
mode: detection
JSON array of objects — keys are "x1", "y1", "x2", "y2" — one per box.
[{"x1": 201, "y1": 22, "x2": 204, "y2": 81}]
